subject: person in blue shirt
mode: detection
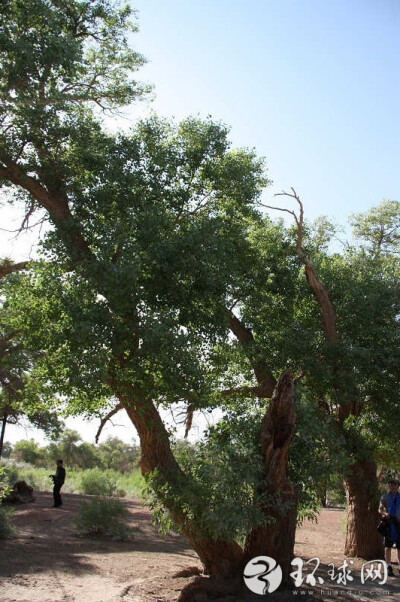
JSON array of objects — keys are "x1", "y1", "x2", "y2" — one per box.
[{"x1": 379, "y1": 478, "x2": 400, "y2": 577}]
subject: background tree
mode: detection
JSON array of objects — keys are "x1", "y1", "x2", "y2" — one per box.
[
  {"x1": 98, "y1": 437, "x2": 140, "y2": 472},
  {"x1": 11, "y1": 438, "x2": 45, "y2": 465},
  {"x1": 249, "y1": 194, "x2": 400, "y2": 557},
  {"x1": 0, "y1": 283, "x2": 62, "y2": 457},
  {"x1": 349, "y1": 200, "x2": 399, "y2": 257}
]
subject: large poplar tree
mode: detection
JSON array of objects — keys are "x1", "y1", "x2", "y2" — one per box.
[
  {"x1": 1, "y1": 1, "x2": 399, "y2": 595},
  {"x1": 0, "y1": 1, "x2": 298, "y2": 587}
]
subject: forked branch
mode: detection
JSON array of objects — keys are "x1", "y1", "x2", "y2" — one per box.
[
  {"x1": 265, "y1": 189, "x2": 337, "y2": 342},
  {"x1": 95, "y1": 403, "x2": 123, "y2": 443}
]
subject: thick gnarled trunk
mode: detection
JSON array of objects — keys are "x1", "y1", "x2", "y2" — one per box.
[
  {"x1": 344, "y1": 458, "x2": 383, "y2": 559},
  {"x1": 114, "y1": 374, "x2": 297, "y2": 583},
  {"x1": 116, "y1": 389, "x2": 243, "y2": 576},
  {"x1": 244, "y1": 372, "x2": 297, "y2": 587}
]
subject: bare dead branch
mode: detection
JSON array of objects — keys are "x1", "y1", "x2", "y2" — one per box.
[
  {"x1": 19, "y1": 200, "x2": 36, "y2": 233},
  {"x1": 95, "y1": 403, "x2": 123, "y2": 443},
  {"x1": 184, "y1": 404, "x2": 194, "y2": 439},
  {"x1": 268, "y1": 190, "x2": 338, "y2": 342},
  {"x1": 259, "y1": 203, "x2": 297, "y2": 220}
]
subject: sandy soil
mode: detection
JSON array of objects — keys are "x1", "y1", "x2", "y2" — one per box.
[{"x1": 0, "y1": 492, "x2": 399, "y2": 602}]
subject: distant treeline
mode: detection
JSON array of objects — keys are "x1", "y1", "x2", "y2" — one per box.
[{"x1": 2, "y1": 429, "x2": 140, "y2": 472}]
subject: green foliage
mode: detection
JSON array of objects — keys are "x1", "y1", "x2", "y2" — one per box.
[
  {"x1": 12, "y1": 439, "x2": 44, "y2": 465},
  {"x1": 1, "y1": 458, "x2": 144, "y2": 498},
  {"x1": 0, "y1": 0, "x2": 149, "y2": 138},
  {"x1": 1, "y1": 441, "x2": 12, "y2": 458},
  {"x1": 79, "y1": 467, "x2": 124, "y2": 497},
  {"x1": 112, "y1": 469, "x2": 144, "y2": 498},
  {"x1": 289, "y1": 390, "x2": 350, "y2": 518},
  {"x1": 145, "y1": 385, "x2": 355, "y2": 540},
  {"x1": 0, "y1": 465, "x2": 12, "y2": 499},
  {"x1": 47, "y1": 429, "x2": 98, "y2": 469},
  {"x1": 0, "y1": 0, "x2": 399, "y2": 558},
  {"x1": 0, "y1": 283, "x2": 64, "y2": 446},
  {"x1": 0, "y1": 505, "x2": 14, "y2": 538},
  {"x1": 350, "y1": 199, "x2": 400, "y2": 255},
  {"x1": 97, "y1": 437, "x2": 140, "y2": 472},
  {"x1": 4, "y1": 111, "x2": 269, "y2": 417},
  {"x1": 177, "y1": 419, "x2": 271, "y2": 541},
  {"x1": 145, "y1": 404, "x2": 329, "y2": 541},
  {"x1": 73, "y1": 496, "x2": 130, "y2": 540}
]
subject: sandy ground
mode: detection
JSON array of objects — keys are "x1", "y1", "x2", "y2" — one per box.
[{"x1": 0, "y1": 492, "x2": 399, "y2": 602}]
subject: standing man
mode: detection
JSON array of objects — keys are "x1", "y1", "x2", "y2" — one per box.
[
  {"x1": 379, "y1": 478, "x2": 400, "y2": 576},
  {"x1": 51, "y1": 459, "x2": 66, "y2": 508}
]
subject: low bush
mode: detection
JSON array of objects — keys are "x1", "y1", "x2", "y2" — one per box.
[
  {"x1": 0, "y1": 506, "x2": 15, "y2": 539},
  {"x1": 0, "y1": 461, "x2": 19, "y2": 487},
  {"x1": 79, "y1": 468, "x2": 125, "y2": 497},
  {"x1": 74, "y1": 497, "x2": 131, "y2": 540}
]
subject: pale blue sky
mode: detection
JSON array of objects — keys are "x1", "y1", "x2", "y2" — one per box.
[{"x1": 129, "y1": 0, "x2": 399, "y2": 224}]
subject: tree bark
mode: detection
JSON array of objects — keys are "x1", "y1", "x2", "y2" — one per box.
[
  {"x1": 243, "y1": 372, "x2": 297, "y2": 587},
  {"x1": 227, "y1": 310, "x2": 277, "y2": 397},
  {"x1": 0, "y1": 261, "x2": 29, "y2": 280},
  {"x1": 114, "y1": 388, "x2": 243, "y2": 576},
  {"x1": 344, "y1": 458, "x2": 384, "y2": 559},
  {"x1": 0, "y1": 408, "x2": 8, "y2": 458},
  {"x1": 280, "y1": 192, "x2": 380, "y2": 561}
]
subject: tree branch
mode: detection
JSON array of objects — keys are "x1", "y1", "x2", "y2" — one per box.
[
  {"x1": 0, "y1": 260, "x2": 29, "y2": 280},
  {"x1": 0, "y1": 153, "x2": 93, "y2": 261},
  {"x1": 95, "y1": 403, "x2": 123, "y2": 443},
  {"x1": 270, "y1": 190, "x2": 338, "y2": 342},
  {"x1": 184, "y1": 404, "x2": 194, "y2": 439},
  {"x1": 225, "y1": 309, "x2": 277, "y2": 397}
]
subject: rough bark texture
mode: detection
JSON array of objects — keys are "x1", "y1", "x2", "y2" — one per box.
[
  {"x1": 344, "y1": 458, "x2": 384, "y2": 559},
  {"x1": 227, "y1": 311, "x2": 277, "y2": 397},
  {"x1": 0, "y1": 409, "x2": 7, "y2": 458},
  {"x1": 304, "y1": 263, "x2": 337, "y2": 342},
  {"x1": 244, "y1": 371, "x2": 297, "y2": 587},
  {"x1": 0, "y1": 261, "x2": 29, "y2": 280},
  {"x1": 285, "y1": 194, "x2": 378, "y2": 562},
  {"x1": 117, "y1": 391, "x2": 243, "y2": 576}
]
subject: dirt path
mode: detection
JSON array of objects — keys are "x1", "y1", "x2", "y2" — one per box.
[{"x1": 1, "y1": 493, "x2": 399, "y2": 601}]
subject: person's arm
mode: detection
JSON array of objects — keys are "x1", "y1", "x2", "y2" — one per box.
[{"x1": 379, "y1": 495, "x2": 389, "y2": 517}]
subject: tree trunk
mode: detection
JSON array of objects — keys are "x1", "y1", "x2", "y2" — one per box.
[
  {"x1": 114, "y1": 387, "x2": 243, "y2": 575},
  {"x1": 244, "y1": 372, "x2": 297, "y2": 588},
  {"x1": 0, "y1": 408, "x2": 8, "y2": 458},
  {"x1": 344, "y1": 458, "x2": 384, "y2": 559}
]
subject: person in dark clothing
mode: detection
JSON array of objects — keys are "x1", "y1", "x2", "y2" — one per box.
[
  {"x1": 51, "y1": 459, "x2": 66, "y2": 508},
  {"x1": 379, "y1": 478, "x2": 400, "y2": 576}
]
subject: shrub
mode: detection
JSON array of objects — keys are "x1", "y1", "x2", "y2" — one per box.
[
  {"x1": 74, "y1": 497, "x2": 131, "y2": 540},
  {"x1": 79, "y1": 468, "x2": 124, "y2": 496},
  {"x1": 0, "y1": 461, "x2": 19, "y2": 487},
  {"x1": 0, "y1": 466, "x2": 11, "y2": 500},
  {"x1": 0, "y1": 506, "x2": 15, "y2": 539}
]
